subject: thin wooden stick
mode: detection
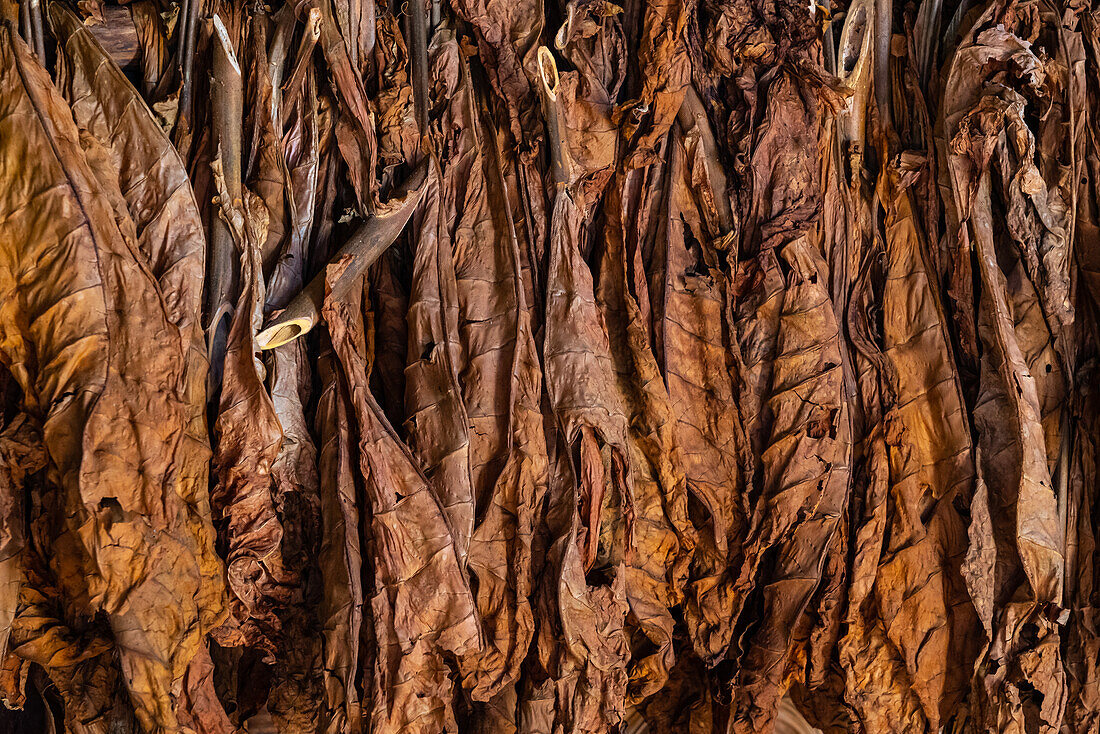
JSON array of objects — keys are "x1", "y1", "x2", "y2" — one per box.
[
  {"x1": 873, "y1": 0, "x2": 892, "y2": 129},
  {"x1": 26, "y1": 0, "x2": 44, "y2": 60},
  {"x1": 178, "y1": 0, "x2": 201, "y2": 128},
  {"x1": 836, "y1": 0, "x2": 875, "y2": 178},
  {"x1": 205, "y1": 14, "x2": 243, "y2": 386},
  {"x1": 19, "y1": 0, "x2": 32, "y2": 46},
  {"x1": 409, "y1": 0, "x2": 429, "y2": 134},
  {"x1": 536, "y1": 46, "x2": 573, "y2": 191}
]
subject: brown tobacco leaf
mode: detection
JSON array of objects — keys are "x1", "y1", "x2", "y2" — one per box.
[
  {"x1": 10, "y1": 563, "x2": 132, "y2": 734},
  {"x1": 618, "y1": 0, "x2": 695, "y2": 167},
  {"x1": 129, "y1": 1, "x2": 171, "y2": 97},
  {"x1": 76, "y1": 0, "x2": 105, "y2": 26},
  {"x1": 45, "y1": 51, "x2": 224, "y2": 726},
  {"x1": 597, "y1": 185, "x2": 694, "y2": 704},
  {"x1": 0, "y1": 414, "x2": 45, "y2": 659},
  {"x1": 531, "y1": 37, "x2": 692, "y2": 713},
  {"x1": 331, "y1": 0, "x2": 376, "y2": 74},
  {"x1": 723, "y1": 55, "x2": 851, "y2": 732},
  {"x1": 870, "y1": 164, "x2": 979, "y2": 729},
  {"x1": 50, "y1": 2, "x2": 210, "y2": 441},
  {"x1": 246, "y1": 14, "x2": 290, "y2": 275},
  {"x1": 448, "y1": 0, "x2": 549, "y2": 291},
  {"x1": 535, "y1": 181, "x2": 633, "y2": 734},
  {"x1": 268, "y1": 20, "x2": 322, "y2": 313},
  {"x1": 526, "y1": 458, "x2": 631, "y2": 734},
  {"x1": 405, "y1": 151, "x2": 475, "y2": 566},
  {"x1": 836, "y1": 432, "x2": 914, "y2": 731},
  {"x1": 322, "y1": 272, "x2": 480, "y2": 734},
  {"x1": 838, "y1": 606, "x2": 929, "y2": 732},
  {"x1": 943, "y1": 17, "x2": 1068, "y2": 731},
  {"x1": 315, "y1": 337, "x2": 365, "y2": 734},
  {"x1": 424, "y1": 33, "x2": 549, "y2": 703},
  {"x1": 823, "y1": 147, "x2": 927, "y2": 734},
  {"x1": 661, "y1": 128, "x2": 748, "y2": 663},
  {"x1": 0, "y1": 25, "x2": 229, "y2": 732},
  {"x1": 945, "y1": 15, "x2": 1066, "y2": 589},
  {"x1": 637, "y1": 655, "x2": 716, "y2": 734},
  {"x1": 370, "y1": 9, "x2": 418, "y2": 169},
  {"x1": 1064, "y1": 373, "x2": 1100, "y2": 734},
  {"x1": 732, "y1": 61, "x2": 829, "y2": 468},
  {"x1": 1066, "y1": 16, "x2": 1100, "y2": 717},
  {"x1": 263, "y1": 32, "x2": 325, "y2": 734},
  {"x1": 128, "y1": 0, "x2": 178, "y2": 130},
  {"x1": 317, "y1": 0, "x2": 379, "y2": 212},
  {"x1": 449, "y1": 0, "x2": 542, "y2": 147},
  {"x1": 734, "y1": 248, "x2": 786, "y2": 468},
  {"x1": 819, "y1": 14, "x2": 977, "y2": 728},
  {"x1": 209, "y1": 159, "x2": 290, "y2": 654},
  {"x1": 731, "y1": 235, "x2": 850, "y2": 734},
  {"x1": 265, "y1": 337, "x2": 323, "y2": 734},
  {"x1": 553, "y1": 7, "x2": 622, "y2": 209},
  {"x1": 988, "y1": 94, "x2": 1071, "y2": 474}
]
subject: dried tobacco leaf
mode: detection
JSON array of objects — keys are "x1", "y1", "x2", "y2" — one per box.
[
  {"x1": 0, "y1": 24, "x2": 228, "y2": 732},
  {"x1": 323, "y1": 269, "x2": 480, "y2": 734},
  {"x1": 420, "y1": 31, "x2": 549, "y2": 706},
  {"x1": 661, "y1": 124, "x2": 748, "y2": 663},
  {"x1": 314, "y1": 337, "x2": 365, "y2": 734}
]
